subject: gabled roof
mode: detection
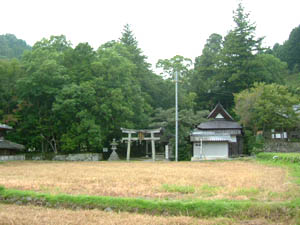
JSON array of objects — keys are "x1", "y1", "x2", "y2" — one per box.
[
  {"x1": 207, "y1": 103, "x2": 234, "y2": 121},
  {"x1": 0, "y1": 139, "x2": 24, "y2": 150},
  {"x1": 0, "y1": 124, "x2": 12, "y2": 131},
  {"x1": 195, "y1": 104, "x2": 242, "y2": 130}
]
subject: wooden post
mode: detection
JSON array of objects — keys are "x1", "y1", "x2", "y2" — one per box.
[
  {"x1": 200, "y1": 139, "x2": 203, "y2": 159},
  {"x1": 146, "y1": 141, "x2": 149, "y2": 157},
  {"x1": 165, "y1": 145, "x2": 169, "y2": 160},
  {"x1": 151, "y1": 132, "x2": 155, "y2": 161},
  {"x1": 126, "y1": 133, "x2": 131, "y2": 161}
]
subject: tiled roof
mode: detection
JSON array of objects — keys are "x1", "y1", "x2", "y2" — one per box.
[
  {"x1": 0, "y1": 139, "x2": 24, "y2": 150},
  {"x1": 197, "y1": 120, "x2": 242, "y2": 130},
  {"x1": 0, "y1": 124, "x2": 12, "y2": 130},
  {"x1": 190, "y1": 132, "x2": 233, "y2": 142}
]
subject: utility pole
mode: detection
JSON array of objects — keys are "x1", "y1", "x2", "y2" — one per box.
[{"x1": 175, "y1": 70, "x2": 178, "y2": 162}]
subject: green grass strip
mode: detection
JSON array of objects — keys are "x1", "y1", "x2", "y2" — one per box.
[
  {"x1": 0, "y1": 186, "x2": 297, "y2": 219},
  {"x1": 257, "y1": 152, "x2": 300, "y2": 164},
  {"x1": 161, "y1": 184, "x2": 195, "y2": 194}
]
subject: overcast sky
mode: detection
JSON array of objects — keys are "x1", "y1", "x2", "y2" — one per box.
[{"x1": 2, "y1": 0, "x2": 300, "y2": 70}]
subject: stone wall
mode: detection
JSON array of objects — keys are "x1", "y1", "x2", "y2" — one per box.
[
  {"x1": 53, "y1": 153, "x2": 102, "y2": 161},
  {"x1": 31, "y1": 153, "x2": 102, "y2": 161},
  {"x1": 0, "y1": 154, "x2": 25, "y2": 161},
  {"x1": 264, "y1": 140, "x2": 300, "y2": 153}
]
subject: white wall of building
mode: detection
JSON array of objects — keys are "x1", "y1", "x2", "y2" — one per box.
[{"x1": 193, "y1": 142, "x2": 228, "y2": 160}]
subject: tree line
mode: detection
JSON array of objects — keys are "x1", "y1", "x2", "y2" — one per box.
[{"x1": 0, "y1": 3, "x2": 299, "y2": 158}]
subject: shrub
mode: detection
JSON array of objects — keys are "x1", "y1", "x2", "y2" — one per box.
[{"x1": 244, "y1": 130, "x2": 265, "y2": 155}]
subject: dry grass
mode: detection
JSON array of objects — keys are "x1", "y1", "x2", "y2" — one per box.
[
  {"x1": 0, "y1": 204, "x2": 289, "y2": 225},
  {"x1": 0, "y1": 160, "x2": 298, "y2": 201}
]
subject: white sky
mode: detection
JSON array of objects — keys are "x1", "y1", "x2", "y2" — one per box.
[{"x1": 1, "y1": 0, "x2": 300, "y2": 70}]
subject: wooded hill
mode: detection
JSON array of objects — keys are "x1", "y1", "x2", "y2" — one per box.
[
  {"x1": 0, "y1": 3, "x2": 299, "y2": 159},
  {"x1": 0, "y1": 34, "x2": 31, "y2": 59}
]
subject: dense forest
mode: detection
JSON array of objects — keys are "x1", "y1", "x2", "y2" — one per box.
[
  {"x1": 0, "y1": 34, "x2": 31, "y2": 59},
  {"x1": 1, "y1": 3, "x2": 299, "y2": 159}
]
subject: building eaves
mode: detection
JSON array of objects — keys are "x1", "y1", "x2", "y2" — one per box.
[
  {"x1": 0, "y1": 124, "x2": 12, "y2": 130},
  {"x1": 0, "y1": 140, "x2": 24, "y2": 150},
  {"x1": 197, "y1": 120, "x2": 242, "y2": 130}
]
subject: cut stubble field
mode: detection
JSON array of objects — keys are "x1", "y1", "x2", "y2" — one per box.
[
  {"x1": 0, "y1": 204, "x2": 287, "y2": 225},
  {"x1": 0, "y1": 160, "x2": 298, "y2": 201}
]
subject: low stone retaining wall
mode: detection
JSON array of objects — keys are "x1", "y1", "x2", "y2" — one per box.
[
  {"x1": 31, "y1": 153, "x2": 102, "y2": 161},
  {"x1": 53, "y1": 153, "x2": 102, "y2": 161},
  {"x1": 264, "y1": 140, "x2": 300, "y2": 153},
  {"x1": 0, "y1": 154, "x2": 25, "y2": 161}
]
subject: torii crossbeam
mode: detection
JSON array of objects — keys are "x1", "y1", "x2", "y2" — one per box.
[{"x1": 121, "y1": 128, "x2": 161, "y2": 161}]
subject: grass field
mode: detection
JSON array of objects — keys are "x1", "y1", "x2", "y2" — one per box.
[
  {"x1": 0, "y1": 203, "x2": 289, "y2": 225},
  {"x1": 0, "y1": 160, "x2": 298, "y2": 201}
]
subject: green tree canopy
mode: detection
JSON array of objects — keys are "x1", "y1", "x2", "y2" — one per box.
[
  {"x1": 0, "y1": 59, "x2": 24, "y2": 124},
  {"x1": 192, "y1": 3, "x2": 286, "y2": 110},
  {"x1": 150, "y1": 107, "x2": 208, "y2": 160},
  {"x1": 156, "y1": 55, "x2": 196, "y2": 110},
  {"x1": 234, "y1": 83, "x2": 299, "y2": 133}
]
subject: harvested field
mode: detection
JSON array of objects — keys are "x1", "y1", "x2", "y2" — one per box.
[
  {"x1": 0, "y1": 160, "x2": 298, "y2": 201},
  {"x1": 0, "y1": 204, "x2": 290, "y2": 225}
]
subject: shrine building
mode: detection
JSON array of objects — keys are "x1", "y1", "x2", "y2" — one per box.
[{"x1": 190, "y1": 103, "x2": 243, "y2": 161}]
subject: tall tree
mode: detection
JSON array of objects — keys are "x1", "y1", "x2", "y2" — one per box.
[
  {"x1": 157, "y1": 55, "x2": 193, "y2": 80},
  {"x1": 119, "y1": 24, "x2": 169, "y2": 109},
  {"x1": 0, "y1": 59, "x2": 24, "y2": 124},
  {"x1": 93, "y1": 43, "x2": 152, "y2": 143},
  {"x1": 285, "y1": 25, "x2": 300, "y2": 72},
  {"x1": 191, "y1": 33, "x2": 223, "y2": 110},
  {"x1": 53, "y1": 82, "x2": 101, "y2": 152},
  {"x1": 119, "y1": 24, "x2": 151, "y2": 76},
  {"x1": 15, "y1": 36, "x2": 71, "y2": 153},
  {"x1": 194, "y1": 33, "x2": 223, "y2": 77},
  {"x1": 216, "y1": 3, "x2": 264, "y2": 107},
  {"x1": 156, "y1": 55, "x2": 195, "y2": 110}
]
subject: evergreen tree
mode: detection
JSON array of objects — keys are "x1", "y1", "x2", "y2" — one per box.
[
  {"x1": 120, "y1": 24, "x2": 150, "y2": 71},
  {"x1": 217, "y1": 3, "x2": 264, "y2": 107},
  {"x1": 119, "y1": 24, "x2": 170, "y2": 110},
  {"x1": 191, "y1": 33, "x2": 223, "y2": 110}
]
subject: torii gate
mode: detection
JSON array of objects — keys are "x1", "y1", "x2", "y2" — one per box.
[{"x1": 121, "y1": 128, "x2": 161, "y2": 161}]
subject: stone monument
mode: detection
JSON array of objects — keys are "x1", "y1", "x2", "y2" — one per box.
[{"x1": 108, "y1": 138, "x2": 120, "y2": 161}]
